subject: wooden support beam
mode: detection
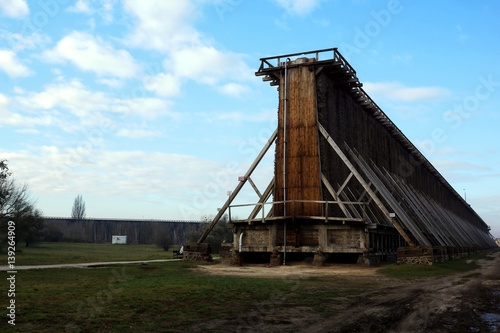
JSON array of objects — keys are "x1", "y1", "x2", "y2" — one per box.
[
  {"x1": 318, "y1": 123, "x2": 416, "y2": 247},
  {"x1": 376, "y1": 165, "x2": 447, "y2": 246},
  {"x1": 197, "y1": 128, "x2": 278, "y2": 243},
  {"x1": 246, "y1": 178, "x2": 274, "y2": 221},
  {"x1": 321, "y1": 173, "x2": 351, "y2": 218},
  {"x1": 356, "y1": 181, "x2": 374, "y2": 202},
  {"x1": 337, "y1": 172, "x2": 354, "y2": 197},
  {"x1": 347, "y1": 148, "x2": 430, "y2": 246},
  {"x1": 315, "y1": 66, "x2": 324, "y2": 76},
  {"x1": 300, "y1": 216, "x2": 365, "y2": 222},
  {"x1": 343, "y1": 188, "x2": 364, "y2": 220},
  {"x1": 246, "y1": 176, "x2": 262, "y2": 198}
]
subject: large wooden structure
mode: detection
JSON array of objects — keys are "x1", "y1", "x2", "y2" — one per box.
[{"x1": 198, "y1": 48, "x2": 496, "y2": 264}]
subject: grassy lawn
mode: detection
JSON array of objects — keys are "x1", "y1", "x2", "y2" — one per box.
[
  {"x1": 0, "y1": 260, "x2": 371, "y2": 333},
  {"x1": 0, "y1": 243, "x2": 495, "y2": 332},
  {"x1": 1, "y1": 242, "x2": 178, "y2": 266}
]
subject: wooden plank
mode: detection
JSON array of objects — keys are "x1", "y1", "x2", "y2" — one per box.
[
  {"x1": 246, "y1": 178, "x2": 274, "y2": 222},
  {"x1": 374, "y1": 164, "x2": 446, "y2": 246},
  {"x1": 298, "y1": 216, "x2": 365, "y2": 222},
  {"x1": 347, "y1": 147, "x2": 430, "y2": 246},
  {"x1": 318, "y1": 123, "x2": 416, "y2": 247},
  {"x1": 337, "y1": 172, "x2": 354, "y2": 197},
  {"x1": 246, "y1": 176, "x2": 262, "y2": 198},
  {"x1": 275, "y1": 64, "x2": 322, "y2": 217},
  {"x1": 321, "y1": 173, "x2": 351, "y2": 218},
  {"x1": 386, "y1": 170, "x2": 458, "y2": 247},
  {"x1": 197, "y1": 128, "x2": 278, "y2": 243}
]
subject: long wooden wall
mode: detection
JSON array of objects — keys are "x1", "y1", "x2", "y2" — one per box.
[
  {"x1": 43, "y1": 218, "x2": 204, "y2": 245},
  {"x1": 315, "y1": 71, "x2": 491, "y2": 236}
]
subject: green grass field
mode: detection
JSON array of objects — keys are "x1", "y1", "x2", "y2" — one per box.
[
  {"x1": 0, "y1": 243, "x2": 495, "y2": 332},
  {"x1": 1, "y1": 242, "x2": 178, "y2": 265},
  {"x1": 1, "y1": 260, "x2": 371, "y2": 332}
]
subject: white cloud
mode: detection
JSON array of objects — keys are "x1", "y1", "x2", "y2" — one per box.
[
  {"x1": 0, "y1": 92, "x2": 7, "y2": 106},
  {"x1": 16, "y1": 128, "x2": 40, "y2": 134},
  {"x1": 1, "y1": 91, "x2": 69, "y2": 131},
  {"x1": 68, "y1": 0, "x2": 93, "y2": 13},
  {"x1": 218, "y1": 83, "x2": 249, "y2": 97},
  {"x1": 96, "y1": 78, "x2": 124, "y2": 88},
  {"x1": 0, "y1": 31, "x2": 51, "y2": 51},
  {"x1": 216, "y1": 109, "x2": 275, "y2": 123},
  {"x1": 15, "y1": 80, "x2": 179, "y2": 122},
  {"x1": 124, "y1": 0, "x2": 253, "y2": 91},
  {"x1": 143, "y1": 73, "x2": 181, "y2": 97},
  {"x1": 0, "y1": 111, "x2": 52, "y2": 127},
  {"x1": 68, "y1": 0, "x2": 115, "y2": 23},
  {"x1": 116, "y1": 128, "x2": 162, "y2": 139},
  {"x1": 42, "y1": 31, "x2": 140, "y2": 78},
  {"x1": 0, "y1": 107, "x2": 57, "y2": 128},
  {"x1": 363, "y1": 82, "x2": 451, "y2": 102},
  {"x1": 273, "y1": 0, "x2": 321, "y2": 15},
  {"x1": 0, "y1": 50, "x2": 31, "y2": 77},
  {"x1": 0, "y1": 0, "x2": 28, "y2": 18},
  {"x1": 1, "y1": 147, "x2": 221, "y2": 206},
  {"x1": 123, "y1": 0, "x2": 199, "y2": 51},
  {"x1": 21, "y1": 80, "x2": 108, "y2": 116},
  {"x1": 111, "y1": 97, "x2": 177, "y2": 119},
  {"x1": 167, "y1": 46, "x2": 252, "y2": 84}
]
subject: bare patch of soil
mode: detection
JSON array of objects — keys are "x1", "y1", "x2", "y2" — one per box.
[{"x1": 194, "y1": 262, "x2": 378, "y2": 279}]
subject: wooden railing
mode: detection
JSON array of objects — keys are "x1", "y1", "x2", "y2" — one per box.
[{"x1": 228, "y1": 199, "x2": 367, "y2": 224}]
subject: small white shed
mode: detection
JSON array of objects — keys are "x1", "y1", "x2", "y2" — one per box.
[{"x1": 112, "y1": 235, "x2": 127, "y2": 244}]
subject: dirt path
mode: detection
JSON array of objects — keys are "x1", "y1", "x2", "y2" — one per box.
[
  {"x1": 0, "y1": 258, "x2": 181, "y2": 271},
  {"x1": 192, "y1": 251, "x2": 500, "y2": 333},
  {"x1": 302, "y1": 251, "x2": 500, "y2": 333},
  {"x1": 195, "y1": 261, "x2": 379, "y2": 278}
]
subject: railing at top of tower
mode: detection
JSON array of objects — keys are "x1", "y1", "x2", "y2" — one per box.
[{"x1": 256, "y1": 47, "x2": 357, "y2": 76}]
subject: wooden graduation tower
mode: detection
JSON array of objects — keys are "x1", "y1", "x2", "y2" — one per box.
[{"x1": 197, "y1": 48, "x2": 495, "y2": 264}]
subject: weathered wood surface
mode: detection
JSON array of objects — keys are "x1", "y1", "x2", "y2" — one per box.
[{"x1": 275, "y1": 63, "x2": 322, "y2": 216}]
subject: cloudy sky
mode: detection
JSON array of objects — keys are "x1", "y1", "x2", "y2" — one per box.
[{"x1": 1, "y1": 0, "x2": 499, "y2": 237}]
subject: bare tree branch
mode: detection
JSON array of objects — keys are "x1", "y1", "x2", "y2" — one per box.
[{"x1": 1, "y1": 160, "x2": 45, "y2": 247}]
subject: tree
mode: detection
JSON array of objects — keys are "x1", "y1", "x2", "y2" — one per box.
[
  {"x1": 203, "y1": 214, "x2": 234, "y2": 254},
  {"x1": 0, "y1": 160, "x2": 13, "y2": 212},
  {"x1": 10, "y1": 190, "x2": 44, "y2": 247},
  {"x1": 183, "y1": 224, "x2": 203, "y2": 243},
  {"x1": 0, "y1": 160, "x2": 45, "y2": 247},
  {"x1": 71, "y1": 195, "x2": 86, "y2": 220},
  {"x1": 155, "y1": 232, "x2": 174, "y2": 252}
]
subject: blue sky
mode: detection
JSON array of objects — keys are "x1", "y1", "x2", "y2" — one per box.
[{"x1": 1, "y1": 0, "x2": 499, "y2": 237}]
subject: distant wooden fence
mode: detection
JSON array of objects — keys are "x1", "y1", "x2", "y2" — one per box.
[{"x1": 43, "y1": 217, "x2": 205, "y2": 245}]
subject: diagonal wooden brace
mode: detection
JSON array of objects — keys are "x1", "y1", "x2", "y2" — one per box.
[{"x1": 318, "y1": 123, "x2": 415, "y2": 247}]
